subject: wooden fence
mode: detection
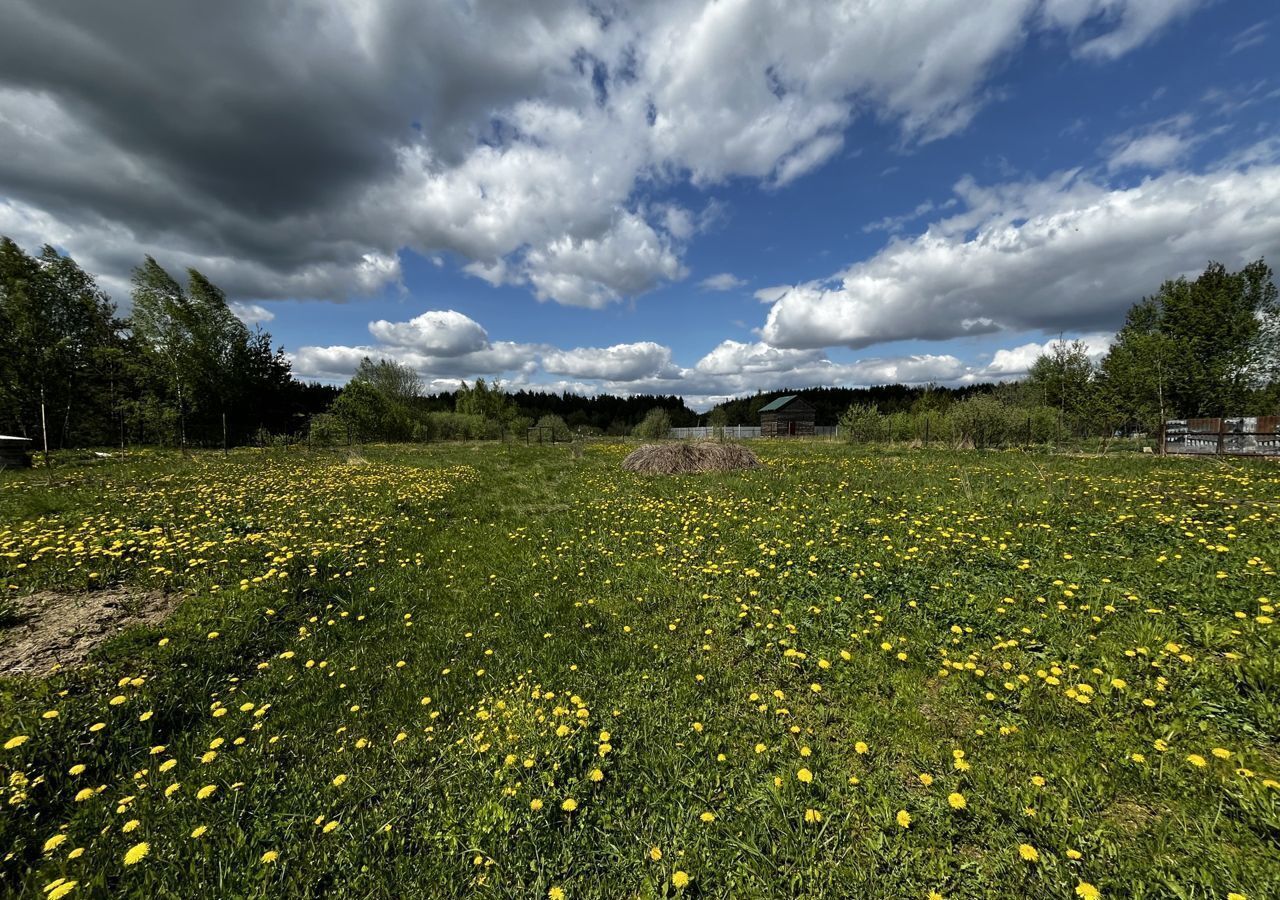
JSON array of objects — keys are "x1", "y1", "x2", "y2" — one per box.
[{"x1": 1162, "y1": 417, "x2": 1280, "y2": 457}]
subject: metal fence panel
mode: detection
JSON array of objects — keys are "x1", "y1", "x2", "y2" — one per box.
[
  {"x1": 1163, "y1": 417, "x2": 1280, "y2": 456},
  {"x1": 668, "y1": 425, "x2": 840, "y2": 439}
]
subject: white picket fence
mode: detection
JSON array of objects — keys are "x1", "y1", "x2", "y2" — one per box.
[{"x1": 669, "y1": 426, "x2": 839, "y2": 439}]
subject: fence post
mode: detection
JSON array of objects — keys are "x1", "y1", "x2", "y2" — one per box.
[
  {"x1": 1217, "y1": 417, "x2": 1227, "y2": 457},
  {"x1": 923, "y1": 416, "x2": 929, "y2": 445}
]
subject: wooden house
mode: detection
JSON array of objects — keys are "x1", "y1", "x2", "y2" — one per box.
[{"x1": 759, "y1": 395, "x2": 815, "y2": 438}]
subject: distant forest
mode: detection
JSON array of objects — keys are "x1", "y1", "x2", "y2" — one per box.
[
  {"x1": 408, "y1": 389, "x2": 702, "y2": 432},
  {"x1": 707, "y1": 384, "x2": 996, "y2": 426},
  {"x1": 2, "y1": 233, "x2": 1277, "y2": 449}
]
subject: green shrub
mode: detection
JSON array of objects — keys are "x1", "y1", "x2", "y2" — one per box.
[
  {"x1": 838, "y1": 403, "x2": 884, "y2": 443},
  {"x1": 536, "y1": 414, "x2": 572, "y2": 442},
  {"x1": 633, "y1": 408, "x2": 672, "y2": 440}
]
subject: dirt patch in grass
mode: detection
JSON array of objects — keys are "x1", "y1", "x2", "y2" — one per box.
[
  {"x1": 1103, "y1": 799, "x2": 1158, "y2": 837},
  {"x1": 0, "y1": 587, "x2": 177, "y2": 677}
]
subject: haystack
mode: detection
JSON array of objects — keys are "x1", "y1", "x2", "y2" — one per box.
[{"x1": 622, "y1": 441, "x2": 763, "y2": 474}]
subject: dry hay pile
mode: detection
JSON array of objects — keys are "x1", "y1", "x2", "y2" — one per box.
[{"x1": 622, "y1": 441, "x2": 763, "y2": 475}]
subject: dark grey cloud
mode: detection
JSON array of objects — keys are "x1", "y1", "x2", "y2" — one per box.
[{"x1": 0, "y1": 0, "x2": 1209, "y2": 310}]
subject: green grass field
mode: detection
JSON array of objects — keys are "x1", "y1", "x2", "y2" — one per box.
[{"x1": 2, "y1": 442, "x2": 1278, "y2": 899}]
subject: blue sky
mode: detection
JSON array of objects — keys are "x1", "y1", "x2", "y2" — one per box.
[{"x1": 1, "y1": 1, "x2": 1278, "y2": 407}]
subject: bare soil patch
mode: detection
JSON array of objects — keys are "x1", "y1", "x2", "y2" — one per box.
[{"x1": 0, "y1": 588, "x2": 177, "y2": 677}]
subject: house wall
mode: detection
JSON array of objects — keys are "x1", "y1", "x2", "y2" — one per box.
[{"x1": 760, "y1": 408, "x2": 815, "y2": 437}]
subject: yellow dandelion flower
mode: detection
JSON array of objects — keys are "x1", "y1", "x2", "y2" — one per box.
[
  {"x1": 191, "y1": 826, "x2": 208, "y2": 838},
  {"x1": 123, "y1": 842, "x2": 150, "y2": 866},
  {"x1": 649, "y1": 846, "x2": 662, "y2": 861},
  {"x1": 260, "y1": 850, "x2": 279, "y2": 864},
  {"x1": 561, "y1": 798, "x2": 577, "y2": 812},
  {"x1": 43, "y1": 834, "x2": 68, "y2": 854},
  {"x1": 530, "y1": 799, "x2": 544, "y2": 811},
  {"x1": 47, "y1": 882, "x2": 79, "y2": 900},
  {"x1": 896, "y1": 809, "x2": 911, "y2": 828},
  {"x1": 797, "y1": 767, "x2": 813, "y2": 783},
  {"x1": 1075, "y1": 883, "x2": 1101, "y2": 900},
  {"x1": 672, "y1": 871, "x2": 691, "y2": 889},
  {"x1": 4, "y1": 735, "x2": 29, "y2": 750},
  {"x1": 947, "y1": 792, "x2": 966, "y2": 810},
  {"x1": 332, "y1": 773, "x2": 348, "y2": 787},
  {"x1": 1018, "y1": 844, "x2": 1039, "y2": 862},
  {"x1": 549, "y1": 888, "x2": 566, "y2": 900},
  {"x1": 196, "y1": 784, "x2": 217, "y2": 800},
  {"x1": 700, "y1": 811, "x2": 716, "y2": 823}
]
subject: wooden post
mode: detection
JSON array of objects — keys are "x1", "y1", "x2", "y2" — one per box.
[
  {"x1": 1217, "y1": 417, "x2": 1227, "y2": 457},
  {"x1": 40, "y1": 386, "x2": 49, "y2": 467},
  {"x1": 222, "y1": 412, "x2": 228, "y2": 455},
  {"x1": 1157, "y1": 421, "x2": 1166, "y2": 456}
]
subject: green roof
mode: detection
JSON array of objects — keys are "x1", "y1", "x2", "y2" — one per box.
[{"x1": 759, "y1": 395, "x2": 798, "y2": 412}]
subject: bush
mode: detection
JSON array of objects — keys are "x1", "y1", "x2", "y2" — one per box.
[
  {"x1": 838, "y1": 403, "x2": 884, "y2": 443},
  {"x1": 633, "y1": 408, "x2": 672, "y2": 440},
  {"x1": 708, "y1": 407, "x2": 729, "y2": 440},
  {"x1": 536, "y1": 414, "x2": 572, "y2": 442},
  {"x1": 884, "y1": 411, "x2": 917, "y2": 443},
  {"x1": 308, "y1": 413, "x2": 347, "y2": 446},
  {"x1": 419, "y1": 412, "x2": 501, "y2": 441},
  {"x1": 947, "y1": 395, "x2": 1015, "y2": 448}
]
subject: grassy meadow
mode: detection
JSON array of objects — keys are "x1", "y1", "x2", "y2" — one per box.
[{"x1": 1, "y1": 442, "x2": 1278, "y2": 899}]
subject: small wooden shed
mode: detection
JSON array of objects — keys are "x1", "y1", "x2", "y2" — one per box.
[
  {"x1": 759, "y1": 395, "x2": 815, "y2": 438},
  {"x1": 0, "y1": 435, "x2": 34, "y2": 468}
]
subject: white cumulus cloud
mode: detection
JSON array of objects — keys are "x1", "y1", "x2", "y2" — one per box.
[
  {"x1": 761, "y1": 151, "x2": 1280, "y2": 350},
  {"x1": 699, "y1": 273, "x2": 748, "y2": 292},
  {"x1": 0, "y1": 0, "x2": 1209, "y2": 307},
  {"x1": 367, "y1": 309, "x2": 489, "y2": 356},
  {"x1": 228, "y1": 302, "x2": 275, "y2": 326}
]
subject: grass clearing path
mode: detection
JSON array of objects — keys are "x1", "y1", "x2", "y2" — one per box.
[{"x1": 2, "y1": 443, "x2": 1278, "y2": 898}]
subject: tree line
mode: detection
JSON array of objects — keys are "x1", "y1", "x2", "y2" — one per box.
[
  {"x1": 0, "y1": 238, "x2": 340, "y2": 450},
  {"x1": 829, "y1": 260, "x2": 1280, "y2": 447},
  {"x1": 710, "y1": 383, "x2": 998, "y2": 427},
  {"x1": 308, "y1": 358, "x2": 699, "y2": 444},
  {"x1": 3, "y1": 237, "x2": 1275, "y2": 452}
]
